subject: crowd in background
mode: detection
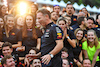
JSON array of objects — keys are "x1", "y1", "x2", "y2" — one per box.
[{"x1": 0, "y1": 2, "x2": 100, "y2": 67}]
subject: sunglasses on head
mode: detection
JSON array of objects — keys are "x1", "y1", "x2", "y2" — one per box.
[{"x1": 53, "y1": 5, "x2": 59, "y2": 7}]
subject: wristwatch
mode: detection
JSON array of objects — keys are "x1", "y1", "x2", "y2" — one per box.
[{"x1": 48, "y1": 53, "x2": 54, "y2": 58}]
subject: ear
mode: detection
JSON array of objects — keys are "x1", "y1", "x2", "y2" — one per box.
[
  {"x1": 97, "y1": 19, "x2": 99, "y2": 23},
  {"x1": 11, "y1": 48, "x2": 13, "y2": 53},
  {"x1": 82, "y1": 21, "x2": 84, "y2": 24}
]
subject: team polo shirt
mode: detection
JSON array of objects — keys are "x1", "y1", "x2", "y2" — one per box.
[
  {"x1": 82, "y1": 41, "x2": 100, "y2": 61},
  {"x1": 41, "y1": 22, "x2": 63, "y2": 56},
  {"x1": 22, "y1": 28, "x2": 42, "y2": 54},
  {"x1": 2, "y1": 28, "x2": 22, "y2": 44}
]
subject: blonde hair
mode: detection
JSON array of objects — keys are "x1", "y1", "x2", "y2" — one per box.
[{"x1": 87, "y1": 29, "x2": 99, "y2": 47}]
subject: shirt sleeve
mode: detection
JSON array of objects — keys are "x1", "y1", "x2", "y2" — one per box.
[
  {"x1": 52, "y1": 26, "x2": 63, "y2": 40},
  {"x1": 96, "y1": 42, "x2": 100, "y2": 49},
  {"x1": 36, "y1": 28, "x2": 43, "y2": 38},
  {"x1": 82, "y1": 41, "x2": 87, "y2": 50},
  {"x1": 17, "y1": 29, "x2": 22, "y2": 41},
  {"x1": 68, "y1": 30, "x2": 76, "y2": 39}
]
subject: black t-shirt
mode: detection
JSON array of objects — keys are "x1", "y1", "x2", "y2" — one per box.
[
  {"x1": 73, "y1": 42, "x2": 82, "y2": 60},
  {"x1": 63, "y1": 29, "x2": 75, "y2": 61},
  {"x1": 41, "y1": 22, "x2": 63, "y2": 56},
  {"x1": 64, "y1": 29, "x2": 76, "y2": 49},
  {"x1": 22, "y1": 28, "x2": 42, "y2": 54},
  {"x1": 2, "y1": 28, "x2": 22, "y2": 44}
]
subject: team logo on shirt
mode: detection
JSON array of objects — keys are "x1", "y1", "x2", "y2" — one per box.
[
  {"x1": 11, "y1": 32, "x2": 15, "y2": 35},
  {"x1": 95, "y1": 25, "x2": 98, "y2": 27},
  {"x1": 57, "y1": 33, "x2": 62, "y2": 39},
  {"x1": 46, "y1": 29, "x2": 50, "y2": 32},
  {"x1": 73, "y1": 18, "x2": 77, "y2": 21},
  {"x1": 85, "y1": 34, "x2": 87, "y2": 37},
  {"x1": 79, "y1": 44, "x2": 82, "y2": 47}
]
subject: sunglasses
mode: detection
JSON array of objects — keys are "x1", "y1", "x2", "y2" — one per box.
[{"x1": 53, "y1": 5, "x2": 59, "y2": 7}]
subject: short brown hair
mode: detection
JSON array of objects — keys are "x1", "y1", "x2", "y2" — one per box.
[
  {"x1": 37, "y1": 8, "x2": 51, "y2": 19},
  {"x1": 1, "y1": 55, "x2": 13, "y2": 65},
  {"x1": 2, "y1": 42, "x2": 12, "y2": 49}
]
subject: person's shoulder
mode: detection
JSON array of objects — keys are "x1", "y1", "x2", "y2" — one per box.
[{"x1": 82, "y1": 41, "x2": 87, "y2": 45}]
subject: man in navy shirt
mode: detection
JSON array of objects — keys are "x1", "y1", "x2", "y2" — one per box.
[
  {"x1": 26, "y1": 9, "x2": 63, "y2": 67},
  {"x1": 37, "y1": 8, "x2": 63, "y2": 67},
  {"x1": 63, "y1": 3, "x2": 77, "y2": 26}
]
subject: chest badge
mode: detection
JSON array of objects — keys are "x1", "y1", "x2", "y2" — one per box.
[
  {"x1": 73, "y1": 18, "x2": 77, "y2": 21},
  {"x1": 11, "y1": 32, "x2": 15, "y2": 35}
]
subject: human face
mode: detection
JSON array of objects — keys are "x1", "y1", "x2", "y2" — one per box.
[
  {"x1": 32, "y1": 59, "x2": 41, "y2": 67},
  {"x1": 6, "y1": 17, "x2": 14, "y2": 28},
  {"x1": 53, "y1": 6, "x2": 60, "y2": 14},
  {"x1": 29, "y1": 50, "x2": 36, "y2": 55},
  {"x1": 37, "y1": 12, "x2": 46, "y2": 27},
  {"x1": 2, "y1": 46, "x2": 12, "y2": 56},
  {"x1": 0, "y1": 18, "x2": 4, "y2": 26},
  {"x1": 62, "y1": 59, "x2": 69, "y2": 67},
  {"x1": 87, "y1": 19, "x2": 93, "y2": 29},
  {"x1": 58, "y1": 20, "x2": 66, "y2": 31},
  {"x1": 17, "y1": 17, "x2": 24, "y2": 27},
  {"x1": 31, "y1": 5, "x2": 37, "y2": 13},
  {"x1": 78, "y1": 12, "x2": 85, "y2": 18},
  {"x1": 82, "y1": 8, "x2": 88, "y2": 16},
  {"x1": 51, "y1": 12, "x2": 58, "y2": 21},
  {"x1": 26, "y1": 15, "x2": 33, "y2": 28},
  {"x1": 61, "y1": 51, "x2": 68, "y2": 59},
  {"x1": 76, "y1": 30, "x2": 83, "y2": 40},
  {"x1": 66, "y1": 5, "x2": 73, "y2": 15},
  {"x1": 65, "y1": 17, "x2": 71, "y2": 26},
  {"x1": 83, "y1": 59, "x2": 91, "y2": 67},
  {"x1": 36, "y1": 21, "x2": 41, "y2": 28},
  {"x1": 87, "y1": 31, "x2": 95, "y2": 43},
  {"x1": 5, "y1": 58, "x2": 15, "y2": 67},
  {"x1": 1, "y1": 5, "x2": 7, "y2": 14},
  {"x1": 97, "y1": 15, "x2": 100, "y2": 25}
]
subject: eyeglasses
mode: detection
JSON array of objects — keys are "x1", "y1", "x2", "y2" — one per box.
[{"x1": 53, "y1": 5, "x2": 59, "y2": 7}]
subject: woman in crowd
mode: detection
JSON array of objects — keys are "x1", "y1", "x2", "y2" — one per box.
[
  {"x1": 0, "y1": 5, "x2": 8, "y2": 18},
  {"x1": 82, "y1": 29, "x2": 100, "y2": 67},
  {"x1": 73, "y1": 28, "x2": 85, "y2": 67},
  {"x1": 81, "y1": 7, "x2": 90, "y2": 18},
  {"x1": 0, "y1": 17, "x2": 4, "y2": 56},
  {"x1": 22, "y1": 14, "x2": 42, "y2": 55},
  {"x1": 15, "y1": 15, "x2": 24, "y2": 30},
  {"x1": 1, "y1": 14, "x2": 22, "y2": 49},
  {"x1": 57, "y1": 17, "x2": 76, "y2": 67}
]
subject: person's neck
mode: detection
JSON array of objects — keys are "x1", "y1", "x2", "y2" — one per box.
[
  {"x1": 46, "y1": 19, "x2": 52, "y2": 26},
  {"x1": 88, "y1": 41, "x2": 94, "y2": 47},
  {"x1": 17, "y1": 25, "x2": 22, "y2": 29},
  {"x1": 27, "y1": 26, "x2": 32, "y2": 29},
  {"x1": 79, "y1": 25, "x2": 86, "y2": 30},
  {"x1": 67, "y1": 13, "x2": 72, "y2": 16},
  {"x1": 52, "y1": 19, "x2": 57, "y2": 24},
  {"x1": 8, "y1": 27, "x2": 13, "y2": 33}
]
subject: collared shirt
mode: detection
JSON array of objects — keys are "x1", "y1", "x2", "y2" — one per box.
[{"x1": 41, "y1": 22, "x2": 63, "y2": 56}]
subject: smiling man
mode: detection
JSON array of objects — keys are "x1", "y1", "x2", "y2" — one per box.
[{"x1": 1, "y1": 55, "x2": 15, "y2": 67}]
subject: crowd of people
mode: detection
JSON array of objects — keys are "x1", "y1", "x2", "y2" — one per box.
[{"x1": 0, "y1": 2, "x2": 100, "y2": 67}]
